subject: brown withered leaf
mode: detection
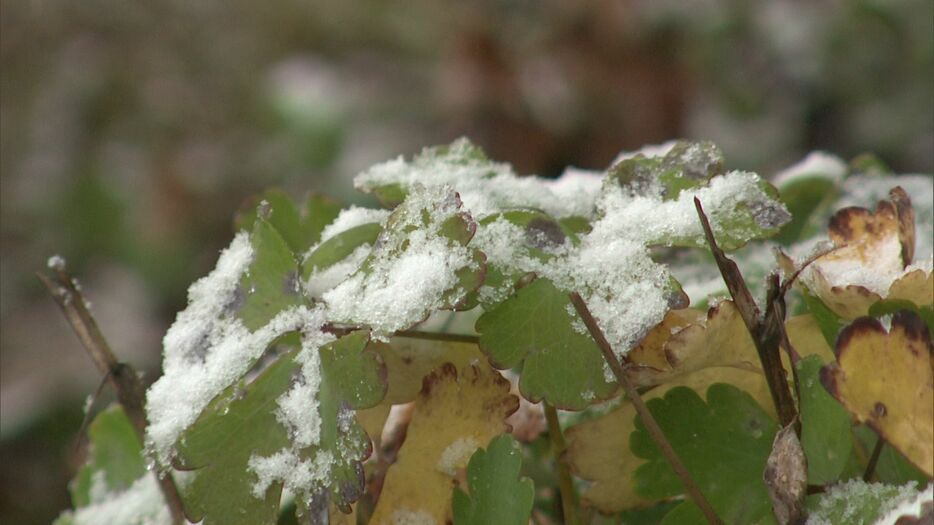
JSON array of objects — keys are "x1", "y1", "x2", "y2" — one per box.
[
  {"x1": 820, "y1": 310, "x2": 934, "y2": 477},
  {"x1": 368, "y1": 362, "x2": 518, "y2": 524}
]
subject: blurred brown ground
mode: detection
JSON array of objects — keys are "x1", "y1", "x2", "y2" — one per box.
[{"x1": 1, "y1": 0, "x2": 931, "y2": 522}]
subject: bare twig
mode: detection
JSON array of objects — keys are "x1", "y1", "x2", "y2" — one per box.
[
  {"x1": 863, "y1": 434, "x2": 885, "y2": 482},
  {"x1": 544, "y1": 403, "x2": 579, "y2": 525},
  {"x1": 569, "y1": 292, "x2": 723, "y2": 525},
  {"x1": 39, "y1": 263, "x2": 186, "y2": 525},
  {"x1": 694, "y1": 198, "x2": 798, "y2": 430}
]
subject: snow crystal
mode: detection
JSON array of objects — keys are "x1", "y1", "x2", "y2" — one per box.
[
  {"x1": 355, "y1": 138, "x2": 600, "y2": 219},
  {"x1": 876, "y1": 483, "x2": 933, "y2": 525},
  {"x1": 248, "y1": 448, "x2": 334, "y2": 499},
  {"x1": 806, "y1": 479, "x2": 920, "y2": 525},
  {"x1": 304, "y1": 244, "x2": 371, "y2": 298},
  {"x1": 56, "y1": 475, "x2": 170, "y2": 525},
  {"x1": 47, "y1": 254, "x2": 66, "y2": 270},
  {"x1": 323, "y1": 185, "x2": 473, "y2": 338},
  {"x1": 389, "y1": 509, "x2": 437, "y2": 525},
  {"x1": 773, "y1": 151, "x2": 847, "y2": 187},
  {"x1": 318, "y1": 206, "x2": 390, "y2": 243},
  {"x1": 275, "y1": 325, "x2": 334, "y2": 449},
  {"x1": 436, "y1": 437, "x2": 479, "y2": 476}
]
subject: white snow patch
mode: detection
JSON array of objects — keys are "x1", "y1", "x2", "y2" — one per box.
[
  {"x1": 875, "y1": 483, "x2": 933, "y2": 525},
  {"x1": 319, "y1": 206, "x2": 390, "y2": 243},
  {"x1": 389, "y1": 509, "x2": 437, "y2": 525},
  {"x1": 56, "y1": 475, "x2": 171, "y2": 525},
  {"x1": 248, "y1": 448, "x2": 335, "y2": 499},
  {"x1": 773, "y1": 151, "x2": 847, "y2": 187},
  {"x1": 304, "y1": 244, "x2": 371, "y2": 298},
  {"x1": 436, "y1": 437, "x2": 480, "y2": 476}
]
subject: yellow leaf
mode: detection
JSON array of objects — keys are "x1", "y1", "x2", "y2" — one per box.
[
  {"x1": 564, "y1": 367, "x2": 773, "y2": 513},
  {"x1": 820, "y1": 311, "x2": 934, "y2": 477},
  {"x1": 627, "y1": 301, "x2": 761, "y2": 387},
  {"x1": 375, "y1": 337, "x2": 484, "y2": 405},
  {"x1": 369, "y1": 362, "x2": 518, "y2": 524},
  {"x1": 799, "y1": 187, "x2": 931, "y2": 319}
]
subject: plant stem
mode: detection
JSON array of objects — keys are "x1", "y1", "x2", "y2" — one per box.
[
  {"x1": 39, "y1": 266, "x2": 186, "y2": 525},
  {"x1": 544, "y1": 403, "x2": 579, "y2": 525},
  {"x1": 569, "y1": 292, "x2": 723, "y2": 525},
  {"x1": 863, "y1": 434, "x2": 885, "y2": 482},
  {"x1": 394, "y1": 330, "x2": 479, "y2": 345},
  {"x1": 694, "y1": 198, "x2": 798, "y2": 430}
]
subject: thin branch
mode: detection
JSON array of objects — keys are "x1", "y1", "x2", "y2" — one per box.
[
  {"x1": 569, "y1": 292, "x2": 723, "y2": 525},
  {"x1": 863, "y1": 434, "x2": 885, "y2": 482},
  {"x1": 39, "y1": 264, "x2": 186, "y2": 525},
  {"x1": 694, "y1": 198, "x2": 798, "y2": 430},
  {"x1": 544, "y1": 403, "x2": 579, "y2": 525},
  {"x1": 394, "y1": 330, "x2": 479, "y2": 345}
]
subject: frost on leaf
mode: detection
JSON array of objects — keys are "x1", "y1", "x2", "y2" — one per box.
[
  {"x1": 146, "y1": 216, "x2": 310, "y2": 464},
  {"x1": 368, "y1": 362, "x2": 518, "y2": 525},
  {"x1": 820, "y1": 310, "x2": 934, "y2": 477},
  {"x1": 804, "y1": 480, "x2": 928, "y2": 525},
  {"x1": 354, "y1": 137, "x2": 601, "y2": 219},
  {"x1": 175, "y1": 329, "x2": 385, "y2": 525},
  {"x1": 564, "y1": 368, "x2": 773, "y2": 513},
  {"x1": 452, "y1": 435, "x2": 534, "y2": 525},
  {"x1": 793, "y1": 186, "x2": 933, "y2": 320},
  {"x1": 631, "y1": 384, "x2": 778, "y2": 524},
  {"x1": 322, "y1": 184, "x2": 485, "y2": 338},
  {"x1": 475, "y1": 141, "x2": 788, "y2": 408},
  {"x1": 54, "y1": 406, "x2": 169, "y2": 525}
]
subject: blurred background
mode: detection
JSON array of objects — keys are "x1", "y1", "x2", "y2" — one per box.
[{"x1": 1, "y1": 0, "x2": 931, "y2": 522}]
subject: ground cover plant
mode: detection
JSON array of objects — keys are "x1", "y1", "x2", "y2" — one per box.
[{"x1": 44, "y1": 139, "x2": 933, "y2": 524}]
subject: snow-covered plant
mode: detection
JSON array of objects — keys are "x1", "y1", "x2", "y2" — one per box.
[{"x1": 49, "y1": 139, "x2": 933, "y2": 525}]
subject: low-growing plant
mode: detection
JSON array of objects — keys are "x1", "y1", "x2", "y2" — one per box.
[{"x1": 45, "y1": 139, "x2": 933, "y2": 524}]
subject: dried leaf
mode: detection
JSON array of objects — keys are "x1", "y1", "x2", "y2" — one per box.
[
  {"x1": 763, "y1": 423, "x2": 807, "y2": 525},
  {"x1": 821, "y1": 310, "x2": 934, "y2": 477}
]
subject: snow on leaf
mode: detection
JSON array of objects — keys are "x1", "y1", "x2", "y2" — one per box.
[
  {"x1": 820, "y1": 310, "x2": 934, "y2": 477},
  {"x1": 322, "y1": 184, "x2": 485, "y2": 338},
  {"x1": 797, "y1": 186, "x2": 933, "y2": 320},
  {"x1": 632, "y1": 383, "x2": 778, "y2": 524},
  {"x1": 176, "y1": 329, "x2": 385, "y2": 524},
  {"x1": 452, "y1": 435, "x2": 534, "y2": 525},
  {"x1": 54, "y1": 406, "x2": 170, "y2": 525},
  {"x1": 301, "y1": 223, "x2": 381, "y2": 298},
  {"x1": 796, "y1": 355, "x2": 853, "y2": 485},
  {"x1": 772, "y1": 152, "x2": 847, "y2": 245},
  {"x1": 368, "y1": 362, "x2": 518, "y2": 525},
  {"x1": 235, "y1": 189, "x2": 342, "y2": 255},
  {"x1": 804, "y1": 480, "x2": 925, "y2": 525},
  {"x1": 354, "y1": 137, "x2": 601, "y2": 219},
  {"x1": 564, "y1": 368, "x2": 774, "y2": 513},
  {"x1": 476, "y1": 278, "x2": 617, "y2": 410},
  {"x1": 146, "y1": 216, "x2": 310, "y2": 464}
]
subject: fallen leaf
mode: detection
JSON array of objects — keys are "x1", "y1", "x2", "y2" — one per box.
[{"x1": 820, "y1": 310, "x2": 934, "y2": 477}]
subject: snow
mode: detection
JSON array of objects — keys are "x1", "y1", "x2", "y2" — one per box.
[
  {"x1": 318, "y1": 206, "x2": 390, "y2": 243},
  {"x1": 56, "y1": 475, "x2": 171, "y2": 525},
  {"x1": 612, "y1": 141, "x2": 679, "y2": 163},
  {"x1": 248, "y1": 448, "x2": 334, "y2": 499},
  {"x1": 47, "y1": 254, "x2": 66, "y2": 270},
  {"x1": 875, "y1": 483, "x2": 933, "y2": 525},
  {"x1": 322, "y1": 184, "x2": 474, "y2": 338},
  {"x1": 806, "y1": 480, "x2": 921, "y2": 525},
  {"x1": 773, "y1": 151, "x2": 847, "y2": 187},
  {"x1": 436, "y1": 436, "x2": 479, "y2": 476},
  {"x1": 275, "y1": 325, "x2": 334, "y2": 448},
  {"x1": 355, "y1": 138, "x2": 600, "y2": 219},
  {"x1": 145, "y1": 231, "x2": 332, "y2": 464},
  {"x1": 388, "y1": 509, "x2": 437, "y2": 525},
  {"x1": 304, "y1": 244, "x2": 371, "y2": 298}
]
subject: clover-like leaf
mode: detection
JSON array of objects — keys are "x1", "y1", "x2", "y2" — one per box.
[
  {"x1": 301, "y1": 223, "x2": 381, "y2": 298},
  {"x1": 369, "y1": 362, "x2": 518, "y2": 525},
  {"x1": 607, "y1": 141, "x2": 725, "y2": 201},
  {"x1": 632, "y1": 383, "x2": 779, "y2": 524},
  {"x1": 820, "y1": 310, "x2": 934, "y2": 477},
  {"x1": 322, "y1": 185, "x2": 485, "y2": 337},
  {"x1": 476, "y1": 278, "x2": 616, "y2": 410},
  {"x1": 564, "y1": 367, "x2": 774, "y2": 513},
  {"x1": 796, "y1": 355, "x2": 854, "y2": 485},
  {"x1": 175, "y1": 330, "x2": 386, "y2": 525},
  {"x1": 235, "y1": 188, "x2": 342, "y2": 255},
  {"x1": 452, "y1": 434, "x2": 534, "y2": 525}
]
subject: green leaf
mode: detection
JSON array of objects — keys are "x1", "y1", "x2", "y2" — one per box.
[
  {"x1": 476, "y1": 278, "x2": 616, "y2": 410},
  {"x1": 869, "y1": 299, "x2": 934, "y2": 336},
  {"x1": 236, "y1": 189, "x2": 341, "y2": 255},
  {"x1": 631, "y1": 383, "x2": 778, "y2": 525},
  {"x1": 301, "y1": 223, "x2": 382, "y2": 282},
  {"x1": 175, "y1": 331, "x2": 385, "y2": 524},
  {"x1": 607, "y1": 141, "x2": 725, "y2": 201},
  {"x1": 452, "y1": 435, "x2": 534, "y2": 525},
  {"x1": 70, "y1": 406, "x2": 147, "y2": 507},
  {"x1": 236, "y1": 217, "x2": 304, "y2": 331},
  {"x1": 797, "y1": 355, "x2": 854, "y2": 484},
  {"x1": 774, "y1": 176, "x2": 840, "y2": 245},
  {"x1": 805, "y1": 480, "x2": 922, "y2": 525},
  {"x1": 853, "y1": 426, "x2": 929, "y2": 486},
  {"x1": 802, "y1": 289, "x2": 845, "y2": 348}
]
